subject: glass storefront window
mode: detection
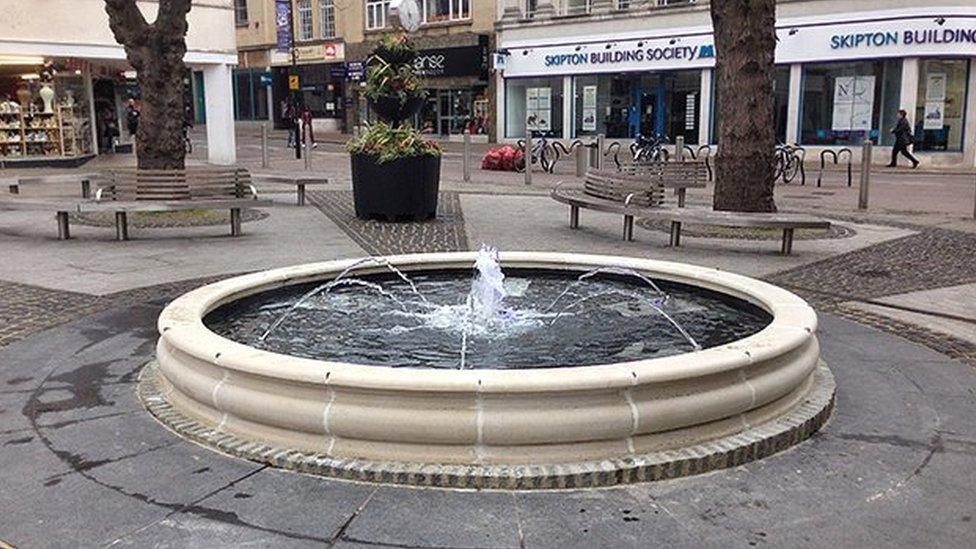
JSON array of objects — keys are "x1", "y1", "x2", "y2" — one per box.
[
  {"x1": 914, "y1": 58, "x2": 969, "y2": 152},
  {"x1": 799, "y1": 59, "x2": 902, "y2": 146},
  {"x1": 0, "y1": 71, "x2": 94, "y2": 160},
  {"x1": 571, "y1": 71, "x2": 700, "y2": 143},
  {"x1": 712, "y1": 66, "x2": 795, "y2": 144},
  {"x1": 505, "y1": 77, "x2": 563, "y2": 138},
  {"x1": 418, "y1": 87, "x2": 488, "y2": 136}
]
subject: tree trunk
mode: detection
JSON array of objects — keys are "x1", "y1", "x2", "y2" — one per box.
[
  {"x1": 104, "y1": 0, "x2": 191, "y2": 170},
  {"x1": 709, "y1": 0, "x2": 777, "y2": 213}
]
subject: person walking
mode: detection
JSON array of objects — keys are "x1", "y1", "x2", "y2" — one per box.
[
  {"x1": 300, "y1": 104, "x2": 317, "y2": 149},
  {"x1": 281, "y1": 99, "x2": 296, "y2": 148},
  {"x1": 888, "y1": 109, "x2": 919, "y2": 168},
  {"x1": 125, "y1": 98, "x2": 140, "y2": 139}
]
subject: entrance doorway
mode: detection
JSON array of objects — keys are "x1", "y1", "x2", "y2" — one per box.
[
  {"x1": 419, "y1": 89, "x2": 477, "y2": 137},
  {"x1": 601, "y1": 72, "x2": 700, "y2": 142}
]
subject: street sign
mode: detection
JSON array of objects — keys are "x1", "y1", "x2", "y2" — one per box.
[
  {"x1": 347, "y1": 62, "x2": 365, "y2": 81},
  {"x1": 259, "y1": 73, "x2": 273, "y2": 87},
  {"x1": 288, "y1": 75, "x2": 300, "y2": 90}
]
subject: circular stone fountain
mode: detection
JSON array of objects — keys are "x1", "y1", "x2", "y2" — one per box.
[{"x1": 140, "y1": 252, "x2": 834, "y2": 489}]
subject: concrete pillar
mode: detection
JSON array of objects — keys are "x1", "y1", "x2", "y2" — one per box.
[
  {"x1": 562, "y1": 76, "x2": 573, "y2": 140},
  {"x1": 698, "y1": 68, "x2": 713, "y2": 145},
  {"x1": 899, "y1": 58, "x2": 920, "y2": 114},
  {"x1": 785, "y1": 63, "x2": 803, "y2": 145},
  {"x1": 964, "y1": 60, "x2": 976, "y2": 168},
  {"x1": 202, "y1": 63, "x2": 237, "y2": 165}
]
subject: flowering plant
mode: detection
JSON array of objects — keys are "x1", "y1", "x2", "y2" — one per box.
[{"x1": 347, "y1": 121, "x2": 441, "y2": 163}]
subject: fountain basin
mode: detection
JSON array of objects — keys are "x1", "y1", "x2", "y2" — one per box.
[{"x1": 143, "y1": 252, "x2": 834, "y2": 488}]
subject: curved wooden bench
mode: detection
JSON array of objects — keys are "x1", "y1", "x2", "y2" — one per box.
[
  {"x1": 639, "y1": 207, "x2": 831, "y2": 255},
  {"x1": 551, "y1": 170, "x2": 665, "y2": 241},
  {"x1": 88, "y1": 167, "x2": 270, "y2": 240},
  {"x1": 618, "y1": 160, "x2": 709, "y2": 207}
]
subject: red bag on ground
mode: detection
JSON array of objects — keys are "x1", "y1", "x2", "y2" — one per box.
[{"x1": 482, "y1": 145, "x2": 523, "y2": 172}]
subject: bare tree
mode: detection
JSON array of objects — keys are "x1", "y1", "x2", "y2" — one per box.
[
  {"x1": 104, "y1": 0, "x2": 192, "y2": 169},
  {"x1": 709, "y1": 0, "x2": 777, "y2": 212}
]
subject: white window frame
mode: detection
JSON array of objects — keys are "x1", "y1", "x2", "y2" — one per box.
[
  {"x1": 366, "y1": 0, "x2": 390, "y2": 30},
  {"x1": 297, "y1": 0, "x2": 314, "y2": 40},
  {"x1": 320, "y1": 0, "x2": 336, "y2": 38},
  {"x1": 422, "y1": 0, "x2": 471, "y2": 24}
]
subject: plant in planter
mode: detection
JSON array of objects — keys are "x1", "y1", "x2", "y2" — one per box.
[{"x1": 349, "y1": 34, "x2": 442, "y2": 221}]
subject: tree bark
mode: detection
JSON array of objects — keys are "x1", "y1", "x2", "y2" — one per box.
[
  {"x1": 104, "y1": 0, "x2": 192, "y2": 169},
  {"x1": 709, "y1": 0, "x2": 777, "y2": 212}
]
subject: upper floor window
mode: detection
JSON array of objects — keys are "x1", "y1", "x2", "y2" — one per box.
[
  {"x1": 423, "y1": 0, "x2": 470, "y2": 23},
  {"x1": 366, "y1": 0, "x2": 390, "y2": 30},
  {"x1": 562, "y1": 0, "x2": 592, "y2": 16},
  {"x1": 321, "y1": 0, "x2": 336, "y2": 38},
  {"x1": 297, "y1": 0, "x2": 313, "y2": 40},
  {"x1": 234, "y1": 0, "x2": 248, "y2": 25}
]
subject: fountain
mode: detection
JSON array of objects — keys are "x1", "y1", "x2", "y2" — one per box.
[{"x1": 141, "y1": 251, "x2": 835, "y2": 489}]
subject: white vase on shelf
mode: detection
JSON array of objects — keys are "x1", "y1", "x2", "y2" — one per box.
[{"x1": 39, "y1": 85, "x2": 55, "y2": 114}]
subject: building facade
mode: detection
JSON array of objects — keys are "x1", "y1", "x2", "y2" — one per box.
[
  {"x1": 0, "y1": 0, "x2": 238, "y2": 166},
  {"x1": 495, "y1": 0, "x2": 976, "y2": 167},
  {"x1": 236, "y1": 1, "x2": 495, "y2": 140}
]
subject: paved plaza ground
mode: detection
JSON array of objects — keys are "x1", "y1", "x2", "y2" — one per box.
[{"x1": 1, "y1": 125, "x2": 975, "y2": 547}]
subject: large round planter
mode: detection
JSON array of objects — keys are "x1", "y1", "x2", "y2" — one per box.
[
  {"x1": 350, "y1": 153, "x2": 441, "y2": 221},
  {"x1": 368, "y1": 94, "x2": 425, "y2": 124}
]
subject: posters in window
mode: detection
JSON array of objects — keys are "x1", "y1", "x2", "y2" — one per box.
[
  {"x1": 526, "y1": 87, "x2": 552, "y2": 132},
  {"x1": 923, "y1": 101, "x2": 945, "y2": 130},
  {"x1": 582, "y1": 85, "x2": 597, "y2": 131},
  {"x1": 925, "y1": 73, "x2": 947, "y2": 102},
  {"x1": 832, "y1": 75, "x2": 875, "y2": 131}
]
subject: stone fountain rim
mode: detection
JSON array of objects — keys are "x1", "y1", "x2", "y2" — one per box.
[{"x1": 157, "y1": 251, "x2": 817, "y2": 393}]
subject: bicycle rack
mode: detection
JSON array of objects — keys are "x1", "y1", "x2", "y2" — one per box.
[
  {"x1": 794, "y1": 146, "x2": 807, "y2": 186},
  {"x1": 817, "y1": 148, "x2": 853, "y2": 187},
  {"x1": 605, "y1": 141, "x2": 622, "y2": 170},
  {"x1": 696, "y1": 145, "x2": 713, "y2": 181}
]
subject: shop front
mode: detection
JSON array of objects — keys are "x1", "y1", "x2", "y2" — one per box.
[
  {"x1": 271, "y1": 42, "x2": 346, "y2": 133},
  {"x1": 348, "y1": 35, "x2": 491, "y2": 141},
  {"x1": 497, "y1": 7, "x2": 976, "y2": 166}
]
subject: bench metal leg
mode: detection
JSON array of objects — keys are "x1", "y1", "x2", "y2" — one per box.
[
  {"x1": 81, "y1": 179, "x2": 91, "y2": 199},
  {"x1": 8, "y1": 184, "x2": 18, "y2": 195},
  {"x1": 230, "y1": 208, "x2": 243, "y2": 237},
  {"x1": 56, "y1": 211, "x2": 70, "y2": 240},
  {"x1": 781, "y1": 228, "x2": 795, "y2": 255},
  {"x1": 669, "y1": 221, "x2": 682, "y2": 247},
  {"x1": 297, "y1": 184, "x2": 306, "y2": 206},
  {"x1": 623, "y1": 215, "x2": 634, "y2": 241},
  {"x1": 677, "y1": 188, "x2": 687, "y2": 208},
  {"x1": 570, "y1": 205, "x2": 580, "y2": 229},
  {"x1": 115, "y1": 212, "x2": 129, "y2": 241}
]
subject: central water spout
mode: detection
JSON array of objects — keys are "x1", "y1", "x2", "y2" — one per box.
[{"x1": 468, "y1": 245, "x2": 508, "y2": 324}]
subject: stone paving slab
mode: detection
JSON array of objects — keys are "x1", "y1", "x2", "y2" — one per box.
[{"x1": 1, "y1": 303, "x2": 975, "y2": 547}]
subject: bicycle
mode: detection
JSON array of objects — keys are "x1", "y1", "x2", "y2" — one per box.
[
  {"x1": 515, "y1": 132, "x2": 556, "y2": 173},
  {"x1": 774, "y1": 143, "x2": 806, "y2": 184},
  {"x1": 631, "y1": 133, "x2": 670, "y2": 164}
]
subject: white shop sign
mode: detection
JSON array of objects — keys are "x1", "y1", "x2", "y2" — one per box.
[{"x1": 501, "y1": 9, "x2": 976, "y2": 78}]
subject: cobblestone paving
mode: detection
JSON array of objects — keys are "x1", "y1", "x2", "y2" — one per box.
[
  {"x1": 0, "y1": 274, "x2": 245, "y2": 350},
  {"x1": 306, "y1": 190, "x2": 469, "y2": 255},
  {"x1": 0, "y1": 281, "x2": 105, "y2": 349},
  {"x1": 766, "y1": 228, "x2": 976, "y2": 301}
]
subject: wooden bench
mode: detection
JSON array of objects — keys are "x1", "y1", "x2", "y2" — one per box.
[
  {"x1": 618, "y1": 160, "x2": 709, "y2": 207},
  {"x1": 9, "y1": 173, "x2": 100, "y2": 198},
  {"x1": 638, "y1": 208, "x2": 831, "y2": 255},
  {"x1": 88, "y1": 167, "x2": 271, "y2": 240},
  {"x1": 551, "y1": 169, "x2": 665, "y2": 241},
  {"x1": 251, "y1": 173, "x2": 329, "y2": 205}
]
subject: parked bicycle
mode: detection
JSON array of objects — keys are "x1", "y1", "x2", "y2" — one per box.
[
  {"x1": 774, "y1": 143, "x2": 806, "y2": 185},
  {"x1": 516, "y1": 132, "x2": 556, "y2": 173},
  {"x1": 631, "y1": 133, "x2": 670, "y2": 164}
]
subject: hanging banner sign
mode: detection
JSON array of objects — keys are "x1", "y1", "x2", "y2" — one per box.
[{"x1": 275, "y1": 0, "x2": 292, "y2": 54}]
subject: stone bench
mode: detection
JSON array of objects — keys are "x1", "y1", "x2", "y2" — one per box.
[
  {"x1": 9, "y1": 173, "x2": 100, "y2": 198},
  {"x1": 551, "y1": 169, "x2": 665, "y2": 241},
  {"x1": 251, "y1": 173, "x2": 329, "y2": 206},
  {"x1": 638, "y1": 208, "x2": 831, "y2": 255}
]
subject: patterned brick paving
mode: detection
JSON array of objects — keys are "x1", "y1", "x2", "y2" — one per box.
[{"x1": 306, "y1": 190, "x2": 469, "y2": 255}]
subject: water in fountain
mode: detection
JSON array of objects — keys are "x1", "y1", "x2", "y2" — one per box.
[{"x1": 210, "y1": 250, "x2": 771, "y2": 370}]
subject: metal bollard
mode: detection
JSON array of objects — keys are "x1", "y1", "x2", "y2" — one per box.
[
  {"x1": 675, "y1": 136, "x2": 685, "y2": 162},
  {"x1": 858, "y1": 139, "x2": 872, "y2": 210},
  {"x1": 463, "y1": 130, "x2": 471, "y2": 182},
  {"x1": 303, "y1": 123, "x2": 312, "y2": 171},
  {"x1": 261, "y1": 123, "x2": 270, "y2": 168},
  {"x1": 596, "y1": 133, "x2": 605, "y2": 171},
  {"x1": 576, "y1": 144, "x2": 587, "y2": 178},
  {"x1": 524, "y1": 125, "x2": 533, "y2": 186}
]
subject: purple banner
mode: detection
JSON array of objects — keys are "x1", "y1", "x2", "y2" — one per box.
[{"x1": 275, "y1": 0, "x2": 292, "y2": 53}]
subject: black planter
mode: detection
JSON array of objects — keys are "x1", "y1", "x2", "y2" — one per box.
[
  {"x1": 350, "y1": 153, "x2": 441, "y2": 221},
  {"x1": 368, "y1": 95, "x2": 425, "y2": 124}
]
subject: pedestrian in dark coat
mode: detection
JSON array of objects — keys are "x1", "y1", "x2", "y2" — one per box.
[{"x1": 888, "y1": 109, "x2": 919, "y2": 168}]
